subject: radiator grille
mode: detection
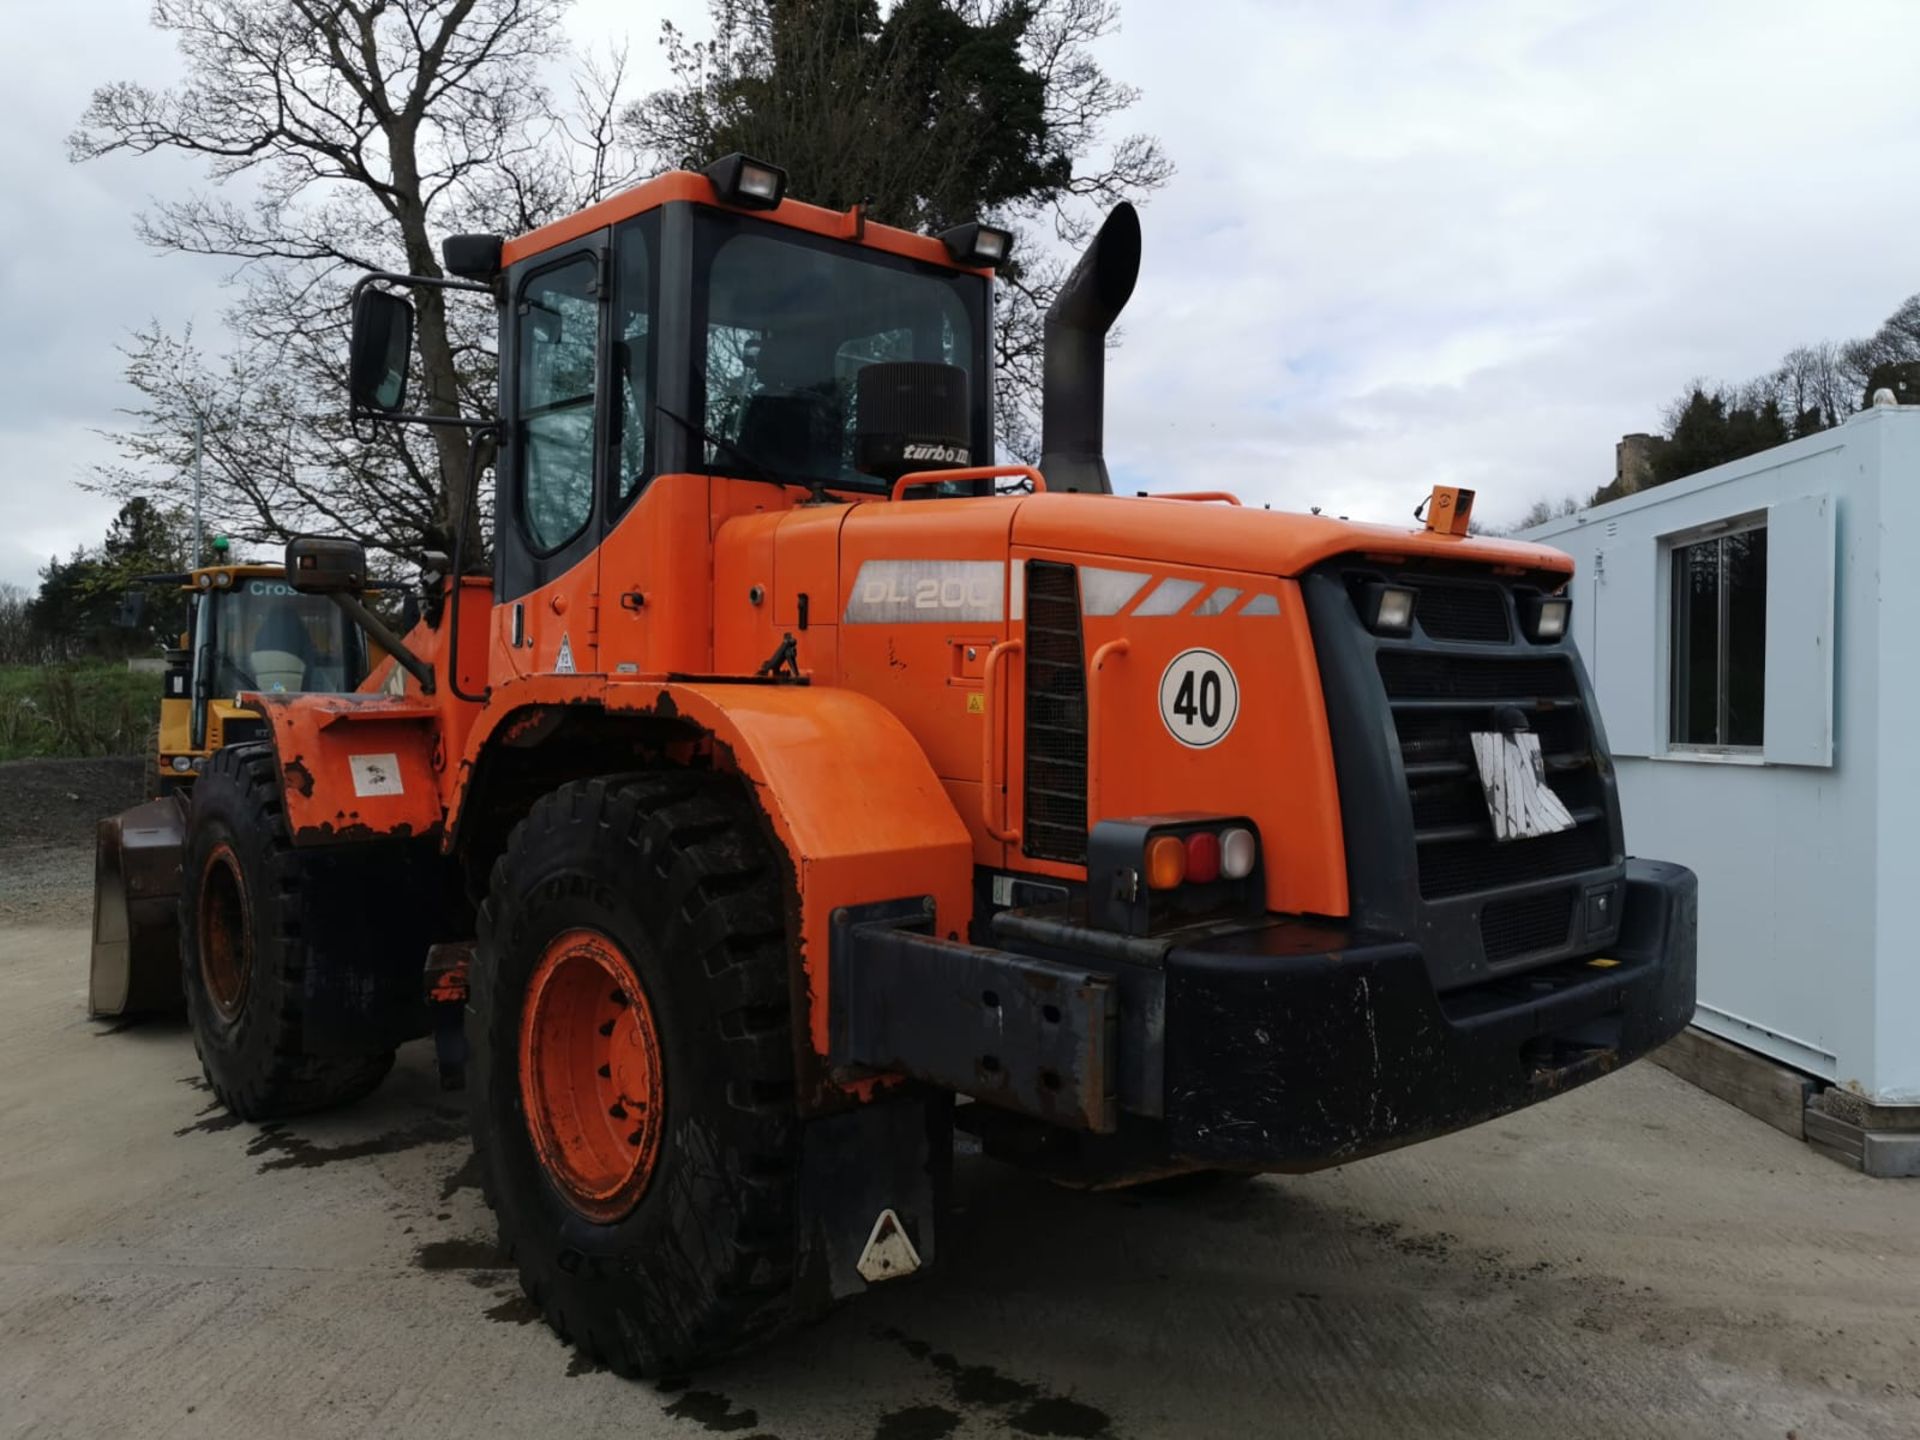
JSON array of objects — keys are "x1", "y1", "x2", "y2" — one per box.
[
  {"x1": 1478, "y1": 888, "x2": 1578, "y2": 963},
  {"x1": 1023, "y1": 560, "x2": 1089, "y2": 863},
  {"x1": 1379, "y1": 650, "x2": 1617, "y2": 899},
  {"x1": 1412, "y1": 579, "x2": 1511, "y2": 643}
]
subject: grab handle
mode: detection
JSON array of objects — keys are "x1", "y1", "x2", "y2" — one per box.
[
  {"x1": 980, "y1": 638, "x2": 1023, "y2": 843},
  {"x1": 892, "y1": 465, "x2": 1048, "y2": 502},
  {"x1": 1086, "y1": 639, "x2": 1130, "y2": 827}
]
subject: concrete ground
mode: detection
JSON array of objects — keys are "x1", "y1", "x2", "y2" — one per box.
[{"x1": 3, "y1": 920, "x2": 1918, "y2": 1440}]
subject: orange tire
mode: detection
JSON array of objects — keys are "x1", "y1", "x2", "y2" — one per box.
[{"x1": 469, "y1": 772, "x2": 800, "y2": 1374}]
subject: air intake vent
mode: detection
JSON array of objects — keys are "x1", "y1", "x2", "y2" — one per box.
[
  {"x1": 1479, "y1": 888, "x2": 1577, "y2": 963},
  {"x1": 1412, "y1": 579, "x2": 1511, "y2": 643},
  {"x1": 1023, "y1": 560, "x2": 1088, "y2": 863}
]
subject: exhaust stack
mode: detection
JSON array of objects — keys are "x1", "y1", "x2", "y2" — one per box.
[{"x1": 1039, "y1": 202, "x2": 1141, "y2": 495}]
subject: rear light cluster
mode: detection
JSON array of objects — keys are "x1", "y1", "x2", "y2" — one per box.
[
  {"x1": 1087, "y1": 816, "x2": 1266, "y2": 936},
  {"x1": 1143, "y1": 825, "x2": 1258, "y2": 891}
]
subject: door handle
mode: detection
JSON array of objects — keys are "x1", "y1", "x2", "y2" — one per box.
[{"x1": 980, "y1": 638, "x2": 1022, "y2": 844}]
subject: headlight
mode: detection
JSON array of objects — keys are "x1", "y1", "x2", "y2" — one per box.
[
  {"x1": 1520, "y1": 592, "x2": 1571, "y2": 643},
  {"x1": 1362, "y1": 582, "x2": 1416, "y2": 635},
  {"x1": 169, "y1": 755, "x2": 192, "y2": 773}
]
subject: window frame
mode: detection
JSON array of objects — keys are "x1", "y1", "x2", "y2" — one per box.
[
  {"x1": 1665, "y1": 511, "x2": 1768, "y2": 756},
  {"x1": 512, "y1": 246, "x2": 608, "y2": 560}
]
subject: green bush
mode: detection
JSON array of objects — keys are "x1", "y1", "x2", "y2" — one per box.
[{"x1": 0, "y1": 664, "x2": 161, "y2": 761}]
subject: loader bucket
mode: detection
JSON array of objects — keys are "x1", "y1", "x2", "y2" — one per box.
[{"x1": 89, "y1": 797, "x2": 188, "y2": 1017}]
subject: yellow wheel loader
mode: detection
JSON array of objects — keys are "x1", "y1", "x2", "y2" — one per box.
[{"x1": 88, "y1": 553, "x2": 374, "y2": 1016}]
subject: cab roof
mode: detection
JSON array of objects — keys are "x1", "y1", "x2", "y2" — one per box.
[{"x1": 500, "y1": 170, "x2": 986, "y2": 276}]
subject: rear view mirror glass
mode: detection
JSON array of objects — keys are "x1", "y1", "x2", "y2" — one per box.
[{"x1": 349, "y1": 289, "x2": 414, "y2": 414}]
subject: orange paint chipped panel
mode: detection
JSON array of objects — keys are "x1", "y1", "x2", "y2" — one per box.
[{"x1": 250, "y1": 692, "x2": 445, "y2": 843}]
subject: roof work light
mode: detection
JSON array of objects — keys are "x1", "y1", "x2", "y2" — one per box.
[
  {"x1": 703, "y1": 153, "x2": 787, "y2": 210},
  {"x1": 937, "y1": 221, "x2": 1014, "y2": 269}
]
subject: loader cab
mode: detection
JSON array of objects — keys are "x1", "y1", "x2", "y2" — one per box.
[
  {"x1": 165, "y1": 566, "x2": 369, "y2": 777},
  {"x1": 487, "y1": 182, "x2": 998, "y2": 603}
]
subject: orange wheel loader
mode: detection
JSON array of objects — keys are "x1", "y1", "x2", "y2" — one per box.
[{"x1": 149, "y1": 155, "x2": 1695, "y2": 1373}]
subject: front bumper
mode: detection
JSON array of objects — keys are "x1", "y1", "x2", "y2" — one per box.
[
  {"x1": 1161, "y1": 857, "x2": 1696, "y2": 1166},
  {"x1": 832, "y1": 859, "x2": 1695, "y2": 1170}
]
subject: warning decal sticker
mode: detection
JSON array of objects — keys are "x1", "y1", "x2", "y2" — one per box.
[{"x1": 349, "y1": 753, "x2": 404, "y2": 798}]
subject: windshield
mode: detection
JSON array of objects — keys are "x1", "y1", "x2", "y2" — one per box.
[
  {"x1": 694, "y1": 211, "x2": 990, "y2": 492},
  {"x1": 206, "y1": 580, "x2": 364, "y2": 697}
]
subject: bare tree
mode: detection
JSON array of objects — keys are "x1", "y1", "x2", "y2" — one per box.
[{"x1": 72, "y1": 1, "x2": 641, "y2": 562}]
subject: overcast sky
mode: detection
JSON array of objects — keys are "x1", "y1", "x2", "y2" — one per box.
[{"x1": 4, "y1": 0, "x2": 1918, "y2": 589}]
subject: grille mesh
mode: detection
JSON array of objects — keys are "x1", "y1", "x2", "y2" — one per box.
[
  {"x1": 1413, "y1": 580, "x2": 1512, "y2": 643},
  {"x1": 1479, "y1": 888, "x2": 1578, "y2": 962},
  {"x1": 1378, "y1": 651, "x2": 1580, "y2": 700},
  {"x1": 1023, "y1": 561, "x2": 1088, "y2": 863},
  {"x1": 1379, "y1": 650, "x2": 1616, "y2": 899}
]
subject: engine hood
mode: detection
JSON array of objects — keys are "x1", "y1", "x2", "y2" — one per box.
[{"x1": 1007, "y1": 492, "x2": 1573, "y2": 581}]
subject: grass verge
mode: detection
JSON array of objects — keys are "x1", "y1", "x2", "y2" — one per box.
[{"x1": 0, "y1": 663, "x2": 161, "y2": 761}]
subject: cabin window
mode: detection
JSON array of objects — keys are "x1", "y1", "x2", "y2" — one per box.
[
  {"x1": 518, "y1": 256, "x2": 601, "y2": 552},
  {"x1": 1669, "y1": 519, "x2": 1767, "y2": 749}
]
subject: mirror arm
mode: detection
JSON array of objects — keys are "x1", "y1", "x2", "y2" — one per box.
[
  {"x1": 329, "y1": 592, "x2": 437, "y2": 696},
  {"x1": 350, "y1": 271, "x2": 493, "y2": 299},
  {"x1": 349, "y1": 410, "x2": 495, "y2": 429}
]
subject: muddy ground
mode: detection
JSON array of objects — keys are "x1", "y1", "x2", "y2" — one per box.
[{"x1": 2, "y1": 761, "x2": 1918, "y2": 1438}]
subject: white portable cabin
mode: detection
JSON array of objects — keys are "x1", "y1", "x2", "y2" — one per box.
[{"x1": 1522, "y1": 404, "x2": 1920, "y2": 1108}]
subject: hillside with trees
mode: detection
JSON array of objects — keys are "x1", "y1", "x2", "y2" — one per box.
[{"x1": 1516, "y1": 290, "x2": 1920, "y2": 528}]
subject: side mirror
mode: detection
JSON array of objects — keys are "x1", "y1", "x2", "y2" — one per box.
[
  {"x1": 286, "y1": 536, "x2": 369, "y2": 595},
  {"x1": 348, "y1": 289, "x2": 414, "y2": 414},
  {"x1": 113, "y1": 590, "x2": 147, "y2": 628}
]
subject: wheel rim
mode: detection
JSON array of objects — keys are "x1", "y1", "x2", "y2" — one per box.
[
  {"x1": 198, "y1": 844, "x2": 252, "y2": 1022},
  {"x1": 518, "y1": 929, "x2": 666, "y2": 1223}
]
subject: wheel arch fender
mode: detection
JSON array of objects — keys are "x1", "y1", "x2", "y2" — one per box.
[
  {"x1": 452, "y1": 680, "x2": 974, "y2": 1068},
  {"x1": 621, "y1": 682, "x2": 975, "y2": 1065}
]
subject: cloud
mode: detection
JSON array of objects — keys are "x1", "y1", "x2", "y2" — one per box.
[
  {"x1": 0, "y1": 2, "x2": 231, "y2": 586},
  {"x1": 1092, "y1": 0, "x2": 1920, "y2": 527},
  {"x1": 6, "y1": 0, "x2": 1917, "y2": 589}
]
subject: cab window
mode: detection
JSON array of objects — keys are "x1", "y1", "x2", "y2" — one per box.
[
  {"x1": 693, "y1": 213, "x2": 986, "y2": 493},
  {"x1": 518, "y1": 257, "x2": 601, "y2": 551},
  {"x1": 613, "y1": 222, "x2": 654, "y2": 508}
]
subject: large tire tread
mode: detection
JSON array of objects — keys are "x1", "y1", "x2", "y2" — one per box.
[
  {"x1": 181, "y1": 744, "x2": 393, "y2": 1120},
  {"x1": 472, "y1": 771, "x2": 802, "y2": 1375}
]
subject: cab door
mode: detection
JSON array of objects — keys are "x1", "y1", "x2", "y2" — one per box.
[{"x1": 493, "y1": 230, "x2": 609, "y2": 680}]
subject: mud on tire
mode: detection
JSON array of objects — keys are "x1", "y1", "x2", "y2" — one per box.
[
  {"x1": 179, "y1": 744, "x2": 395, "y2": 1119},
  {"x1": 470, "y1": 772, "x2": 800, "y2": 1375}
]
